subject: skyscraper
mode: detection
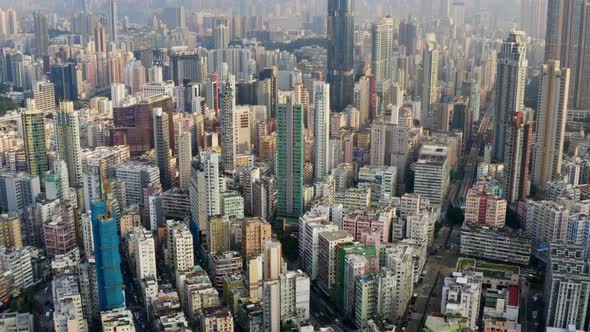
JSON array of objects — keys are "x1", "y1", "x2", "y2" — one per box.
[
  {"x1": 221, "y1": 82, "x2": 237, "y2": 172},
  {"x1": 371, "y1": 16, "x2": 394, "y2": 82},
  {"x1": 55, "y1": 101, "x2": 83, "y2": 187},
  {"x1": 314, "y1": 81, "x2": 330, "y2": 182},
  {"x1": 327, "y1": 0, "x2": 354, "y2": 112},
  {"x1": 213, "y1": 24, "x2": 230, "y2": 49},
  {"x1": 502, "y1": 111, "x2": 532, "y2": 203},
  {"x1": 544, "y1": 0, "x2": 590, "y2": 109},
  {"x1": 50, "y1": 63, "x2": 79, "y2": 102},
  {"x1": 22, "y1": 101, "x2": 49, "y2": 177},
  {"x1": 177, "y1": 118, "x2": 192, "y2": 191},
  {"x1": 520, "y1": 0, "x2": 547, "y2": 39},
  {"x1": 153, "y1": 107, "x2": 172, "y2": 190},
  {"x1": 91, "y1": 201, "x2": 124, "y2": 311},
  {"x1": 33, "y1": 11, "x2": 48, "y2": 57},
  {"x1": 531, "y1": 60, "x2": 570, "y2": 195},
  {"x1": 492, "y1": 32, "x2": 527, "y2": 162},
  {"x1": 108, "y1": 0, "x2": 118, "y2": 45},
  {"x1": 94, "y1": 22, "x2": 107, "y2": 53},
  {"x1": 277, "y1": 97, "x2": 305, "y2": 225},
  {"x1": 421, "y1": 42, "x2": 439, "y2": 129}
]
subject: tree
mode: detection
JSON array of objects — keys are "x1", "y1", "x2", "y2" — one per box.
[
  {"x1": 446, "y1": 207, "x2": 464, "y2": 225},
  {"x1": 277, "y1": 229, "x2": 299, "y2": 262},
  {"x1": 506, "y1": 208, "x2": 521, "y2": 229},
  {"x1": 0, "y1": 96, "x2": 19, "y2": 115},
  {"x1": 0, "y1": 82, "x2": 10, "y2": 94}
]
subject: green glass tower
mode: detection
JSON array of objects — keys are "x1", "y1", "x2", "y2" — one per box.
[{"x1": 277, "y1": 97, "x2": 304, "y2": 226}]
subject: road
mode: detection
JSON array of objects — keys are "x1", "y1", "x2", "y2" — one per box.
[
  {"x1": 405, "y1": 225, "x2": 461, "y2": 332},
  {"x1": 34, "y1": 282, "x2": 54, "y2": 332}
]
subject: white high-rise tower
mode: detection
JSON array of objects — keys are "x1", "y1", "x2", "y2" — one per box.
[{"x1": 314, "y1": 81, "x2": 330, "y2": 182}]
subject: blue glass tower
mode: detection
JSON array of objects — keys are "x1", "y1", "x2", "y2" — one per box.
[
  {"x1": 91, "y1": 201, "x2": 124, "y2": 311},
  {"x1": 327, "y1": 0, "x2": 354, "y2": 112},
  {"x1": 50, "y1": 63, "x2": 78, "y2": 102}
]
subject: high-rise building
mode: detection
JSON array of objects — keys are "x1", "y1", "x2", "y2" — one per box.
[
  {"x1": 177, "y1": 118, "x2": 192, "y2": 191},
  {"x1": 213, "y1": 24, "x2": 230, "y2": 49},
  {"x1": 203, "y1": 151, "x2": 222, "y2": 217},
  {"x1": 277, "y1": 97, "x2": 305, "y2": 224},
  {"x1": 112, "y1": 95, "x2": 174, "y2": 155},
  {"x1": 0, "y1": 213, "x2": 22, "y2": 249},
  {"x1": 94, "y1": 22, "x2": 107, "y2": 53},
  {"x1": 50, "y1": 63, "x2": 79, "y2": 102},
  {"x1": 56, "y1": 101, "x2": 83, "y2": 187},
  {"x1": 114, "y1": 160, "x2": 160, "y2": 210},
  {"x1": 21, "y1": 102, "x2": 49, "y2": 177},
  {"x1": 544, "y1": 0, "x2": 590, "y2": 109},
  {"x1": 414, "y1": 145, "x2": 450, "y2": 205},
  {"x1": 492, "y1": 32, "x2": 527, "y2": 162},
  {"x1": 33, "y1": 11, "x2": 48, "y2": 57},
  {"x1": 544, "y1": 241, "x2": 590, "y2": 330},
  {"x1": 502, "y1": 111, "x2": 532, "y2": 203},
  {"x1": 371, "y1": 16, "x2": 394, "y2": 82},
  {"x1": 168, "y1": 221, "x2": 194, "y2": 272},
  {"x1": 240, "y1": 167, "x2": 260, "y2": 216},
  {"x1": 279, "y1": 270, "x2": 310, "y2": 323},
  {"x1": 33, "y1": 81, "x2": 56, "y2": 112},
  {"x1": 91, "y1": 201, "x2": 124, "y2": 311},
  {"x1": 421, "y1": 42, "x2": 439, "y2": 128},
  {"x1": 108, "y1": 0, "x2": 118, "y2": 45},
  {"x1": 133, "y1": 226, "x2": 157, "y2": 280},
  {"x1": 327, "y1": 0, "x2": 354, "y2": 111},
  {"x1": 153, "y1": 108, "x2": 172, "y2": 191},
  {"x1": 465, "y1": 185, "x2": 507, "y2": 227},
  {"x1": 0, "y1": 171, "x2": 41, "y2": 213},
  {"x1": 520, "y1": 0, "x2": 547, "y2": 39},
  {"x1": 526, "y1": 200, "x2": 569, "y2": 261},
  {"x1": 221, "y1": 82, "x2": 237, "y2": 172},
  {"x1": 242, "y1": 218, "x2": 272, "y2": 260},
  {"x1": 44, "y1": 203, "x2": 77, "y2": 257},
  {"x1": 313, "y1": 81, "x2": 330, "y2": 182},
  {"x1": 531, "y1": 60, "x2": 570, "y2": 195}
]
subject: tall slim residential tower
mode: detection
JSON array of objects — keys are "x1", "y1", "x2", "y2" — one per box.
[
  {"x1": 531, "y1": 61, "x2": 570, "y2": 195},
  {"x1": 213, "y1": 24, "x2": 230, "y2": 49},
  {"x1": 314, "y1": 81, "x2": 330, "y2": 182},
  {"x1": 492, "y1": 31, "x2": 527, "y2": 162},
  {"x1": 277, "y1": 97, "x2": 305, "y2": 225},
  {"x1": 520, "y1": 0, "x2": 547, "y2": 39},
  {"x1": 33, "y1": 11, "x2": 48, "y2": 57},
  {"x1": 55, "y1": 101, "x2": 83, "y2": 187},
  {"x1": 91, "y1": 201, "x2": 124, "y2": 311},
  {"x1": 544, "y1": 0, "x2": 590, "y2": 109},
  {"x1": 177, "y1": 118, "x2": 192, "y2": 191},
  {"x1": 327, "y1": 0, "x2": 354, "y2": 112},
  {"x1": 153, "y1": 108, "x2": 172, "y2": 191},
  {"x1": 22, "y1": 101, "x2": 49, "y2": 177},
  {"x1": 108, "y1": 0, "x2": 118, "y2": 45},
  {"x1": 94, "y1": 22, "x2": 107, "y2": 53},
  {"x1": 371, "y1": 16, "x2": 394, "y2": 82},
  {"x1": 221, "y1": 82, "x2": 237, "y2": 172},
  {"x1": 421, "y1": 42, "x2": 439, "y2": 129},
  {"x1": 544, "y1": 241, "x2": 590, "y2": 330},
  {"x1": 502, "y1": 111, "x2": 532, "y2": 203}
]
